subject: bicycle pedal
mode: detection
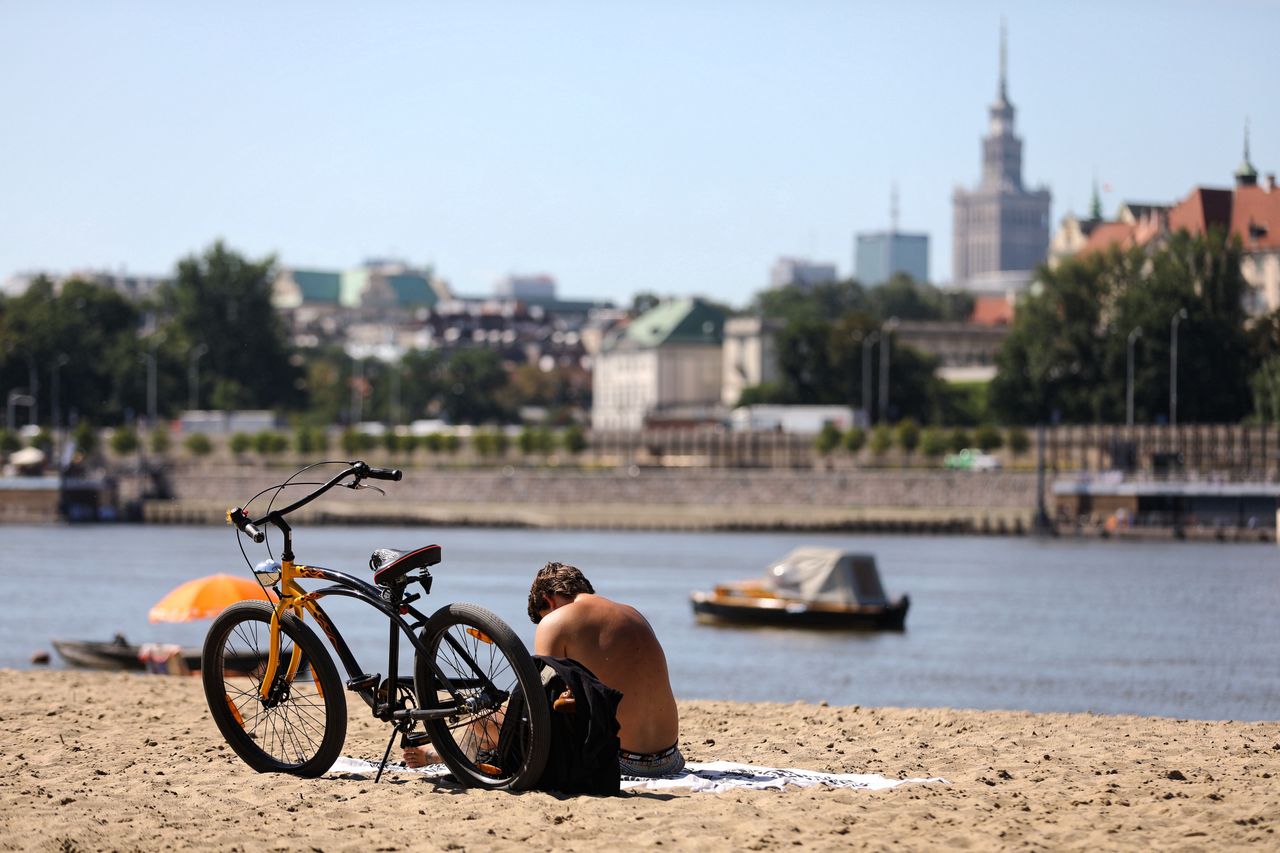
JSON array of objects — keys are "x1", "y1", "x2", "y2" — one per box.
[{"x1": 346, "y1": 673, "x2": 380, "y2": 691}]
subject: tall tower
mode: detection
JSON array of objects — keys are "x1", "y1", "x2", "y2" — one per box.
[{"x1": 951, "y1": 23, "x2": 1051, "y2": 292}]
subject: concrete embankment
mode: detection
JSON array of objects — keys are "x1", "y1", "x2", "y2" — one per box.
[{"x1": 143, "y1": 465, "x2": 1040, "y2": 533}]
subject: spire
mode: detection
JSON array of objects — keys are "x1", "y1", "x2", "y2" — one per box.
[
  {"x1": 1089, "y1": 176, "x2": 1103, "y2": 221},
  {"x1": 998, "y1": 18, "x2": 1008, "y2": 103},
  {"x1": 890, "y1": 182, "x2": 900, "y2": 233},
  {"x1": 1236, "y1": 117, "x2": 1258, "y2": 186}
]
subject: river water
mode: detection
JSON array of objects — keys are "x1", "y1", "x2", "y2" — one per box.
[{"x1": 1, "y1": 525, "x2": 1276, "y2": 721}]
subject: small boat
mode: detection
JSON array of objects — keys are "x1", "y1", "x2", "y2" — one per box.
[
  {"x1": 51, "y1": 635, "x2": 266, "y2": 673},
  {"x1": 690, "y1": 548, "x2": 909, "y2": 630}
]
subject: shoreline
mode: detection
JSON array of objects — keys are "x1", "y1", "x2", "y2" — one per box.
[{"x1": 2, "y1": 669, "x2": 1276, "y2": 850}]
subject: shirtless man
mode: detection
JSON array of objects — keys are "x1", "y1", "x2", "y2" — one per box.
[{"x1": 405, "y1": 562, "x2": 684, "y2": 777}]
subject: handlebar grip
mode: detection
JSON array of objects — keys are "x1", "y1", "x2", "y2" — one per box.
[
  {"x1": 367, "y1": 467, "x2": 402, "y2": 481},
  {"x1": 228, "y1": 507, "x2": 267, "y2": 543}
]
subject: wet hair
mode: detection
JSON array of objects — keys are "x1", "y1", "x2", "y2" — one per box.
[{"x1": 527, "y1": 561, "x2": 594, "y2": 624}]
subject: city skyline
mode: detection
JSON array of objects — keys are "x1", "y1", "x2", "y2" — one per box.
[{"x1": 2, "y1": 1, "x2": 1275, "y2": 308}]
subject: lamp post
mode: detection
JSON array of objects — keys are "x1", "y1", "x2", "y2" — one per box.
[
  {"x1": 860, "y1": 331, "x2": 880, "y2": 426},
  {"x1": 879, "y1": 317, "x2": 899, "y2": 424},
  {"x1": 6, "y1": 346, "x2": 38, "y2": 427},
  {"x1": 1170, "y1": 309, "x2": 1188, "y2": 426},
  {"x1": 140, "y1": 335, "x2": 165, "y2": 428},
  {"x1": 188, "y1": 343, "x2": 208, "y2": 412},
  {"x1": 51, "y1": 354, "x2": 69, "y2": 463},
  {"x1": 1126, "y1": 326, "x2": 1143, "y2": 427}
]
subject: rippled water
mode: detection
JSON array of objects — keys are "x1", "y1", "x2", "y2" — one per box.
[{"x1": 2, "y1": 524, "x2": 1277, "y2": 720}]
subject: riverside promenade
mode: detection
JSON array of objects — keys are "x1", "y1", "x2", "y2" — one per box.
[{"x1": 142, "y1": 465, "x2": 1042, "y2": 533}]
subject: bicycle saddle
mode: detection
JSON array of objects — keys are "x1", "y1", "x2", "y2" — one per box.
[{"x1": 369, "y1": 545, "x2": 441, "y2": 587}]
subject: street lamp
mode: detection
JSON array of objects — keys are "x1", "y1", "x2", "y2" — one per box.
[
  {"x1": 188, "y1": 343, "x2": 209, "y2": 412},
  {"x1": 140, "y1": 334, "x2": 165, "y2": 428},
  {"x1": 51, "y1": 354, "x2": 69, "y2": 464},
  {"x1": 6, "y1": 346, "x2": 38, "y2": 427},
  {"x1": 859, "y1": 330, "x2": 880, "y2": 426},
  {"x1": 1170, "y1": 309, "x2": 1188, "y2": 426},
  {"x1": 1126, "y1": 326, "x2": 1143, "y2": 427},
  {"x1": 879, "y1": 317, "x2": 899, "y2": 424}
]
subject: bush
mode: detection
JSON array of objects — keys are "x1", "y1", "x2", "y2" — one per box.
[
  {"x1": 1008, "y1": 426, "x2": 1031, "y2": 455},
  {"x1": 814, "y1": 422, "x2": 841, "y2": 456},
  {"x1": 442, "y1": 434, "x2": 461, "y2": 455},
  {"x1": 149, "y1": 428, "x2": 171, "y2": 455},
  {"x1": 920, "y1": 427, "x2": 948, "y2": 457},
  {"x1": 109, "y1": 427, "x2": 140, "y2": 455},
  {"x1": 294, "y1": 426, "x2": 329, "y2": 455},
  {"x1": 518, "y1": 427, "x2": 538, "y2": 455},
  {"x1": 896, "y1": 419, "x2": 920, "y2": 454},
  {"x1": 474, "y1": 429, "x2": 509, "y2": 458},
  {"x1": 422, "y1": 433, "x2": 445, "y2": 454},
  {"x1": 31, "y1": 428, "x2": 54, "y2": 453},
  {"x1": 562, "y1": 424, "x2": 587, "y2": 455},
  {"x1": 869, "y1": 424, "x2": 893, "y2": 455},
  {"x1": 843, "y1": 426, "x2": 866, "y2": 453},
  {"x1": 254, "y1": 431, "x2": 287, "y2": 455},
  {"x1": 0, "y1": 429, "x2": 20, "y2": 454},
  {"x1": 340, "y1": 428, "x2": 377, "y2": 455},
  {"x1": 183, "y1": 433, "x2": 213, "y2": 456},
  {"x1": 229, "y1": 432, "x2": 253, "y2": 455},
  {"x1": 974, "y1": 423, "x2": 1003, "y2": 452},
  {"x1": 947, "y1": 427, "x2": 971, "y2": 454},
  {"x1": 71, "y1": 421, "x2": 97, "y2": 456}
]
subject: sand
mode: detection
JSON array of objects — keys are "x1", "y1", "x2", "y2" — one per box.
[{"x1": 1, "y1": 670, "x2": 1276, "y2": 852}]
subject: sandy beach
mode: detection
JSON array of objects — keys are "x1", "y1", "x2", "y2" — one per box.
[{"x1": 1, "y1": 670, "x2": 1276, "y2": 851}]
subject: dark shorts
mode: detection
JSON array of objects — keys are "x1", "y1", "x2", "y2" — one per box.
[{"x1": 618, "y1": 743, "x2": 686, "y2": 777}]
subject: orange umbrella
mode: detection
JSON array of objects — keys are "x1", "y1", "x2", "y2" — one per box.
[{"x1": 148, "y1": 573, "x2": 275, "y2": 623}]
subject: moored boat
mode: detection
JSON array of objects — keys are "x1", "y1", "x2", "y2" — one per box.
[
  {"x1": 690, "y1": 548, "x2": 909, "y2": 630},
  {"x1": 51, "y1": 636, "x2": 266, "y2": 673}
]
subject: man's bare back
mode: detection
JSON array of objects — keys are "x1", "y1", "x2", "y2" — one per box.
[{"x1": 534, "y1": 592, "x2": 679, "y2": 755}]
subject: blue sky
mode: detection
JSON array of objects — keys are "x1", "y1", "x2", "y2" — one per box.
[{"x1": 2, "y1": 1, "x2": 1275, "y2": 308}]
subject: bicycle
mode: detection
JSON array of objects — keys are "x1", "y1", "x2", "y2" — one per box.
[{"x1": 201, "y1": 460, "x2": 551, "y2": 789}]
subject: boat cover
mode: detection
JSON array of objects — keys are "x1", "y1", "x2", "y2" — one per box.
[{"x1": 762, "y1": 548, "x2": 888, "y2": 605}]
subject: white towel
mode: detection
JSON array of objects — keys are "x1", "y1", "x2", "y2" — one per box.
[{"x1": 327, "y1": 756, "x2": 946, "y2": 793}]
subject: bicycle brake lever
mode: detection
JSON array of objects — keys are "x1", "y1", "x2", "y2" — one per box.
[{"x1": 350, "y1": 483, "x2": 386, "y2": 495}]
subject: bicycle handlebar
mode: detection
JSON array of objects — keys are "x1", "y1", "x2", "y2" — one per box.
[{"x1": 228, "y1": 460, "x2": 401, "y2": 540}]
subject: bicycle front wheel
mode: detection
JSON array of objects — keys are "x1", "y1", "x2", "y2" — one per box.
[
  {"x1": 414, "y1": 603, "x2": 550, "y2": 790},
  {"x1": 201, "y1": 600, "x2": 346, "y2": 778}
]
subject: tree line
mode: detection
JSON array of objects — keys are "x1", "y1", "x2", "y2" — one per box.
[{"x1": 2, "y1": 230, "x2": 1276, "y2": 437}]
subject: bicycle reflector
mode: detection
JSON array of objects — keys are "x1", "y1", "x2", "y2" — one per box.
[{"x1": 466, "y1": 628, "x2": 493, "y2": 644}]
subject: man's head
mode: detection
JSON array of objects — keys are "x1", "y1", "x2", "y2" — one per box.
[{"x1": 527, "y1": 561, "x2": 595, "y2": 624}]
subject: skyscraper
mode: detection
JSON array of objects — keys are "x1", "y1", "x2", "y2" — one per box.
[
  {"x1": 951, "y1": 24, "x2": 1051, "y2": 292},
  {"x1": 855, "y1": 184, "x2": 930, "y2": 286}
]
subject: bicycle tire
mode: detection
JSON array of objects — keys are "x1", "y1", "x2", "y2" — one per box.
[
  {"x1": 414, "y1": 603, "x2": 550, "y2": 790},
  {"x1": 201, "y1": 600, "x2": 346, "y2": 778}
]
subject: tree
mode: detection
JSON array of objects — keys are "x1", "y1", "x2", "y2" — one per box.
[
  {"x1": 814, "y1": 422, "x2": 841, "y2": 455},
  {"x1": 842, "y1": 426, "x2": 866, "y2": 453},
  {"x1": 562, "y1": 425, "x2": 587, "y2": 455},
  {"x1": 160, "y1": 241, "x2": 302, "y2": 412},
  {"x1": 0, "y1": 276, "x2": 145, "y2": 425},
  {"x1": 974, "y1": 424, "x2": 1003, "y2": 452},
  {"x1": 990, "y1": 231, "x2": 1253, "y2": 425},
  {"x1": 920, "y1": 426, "x2": 947, "y2": 458},
  {"x1": 441, "y1": 349, "x2": 514, "y2": 425},
  {"x1": 109, "y1": 427, "x2": 139, "y2": 455},
  {"x1": 183, "y1": 433, "x2": 213, "y2": 456},
  {"x1": 895, "y1": 419, "x2": 920, "y2": 453},
  {"x1": 869, "y1": 424, "x2": 893, "y2": 455}
]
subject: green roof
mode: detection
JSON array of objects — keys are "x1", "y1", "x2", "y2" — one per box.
[
  {"x1": 386, "y1": 273, "x2": 437, "y2": 307},
  {"x1": 291, "y1": 269, "x2": 341, "y2": 303},
  {"x1": 610, "y1": 298, "x2": 725, "y2": 350}
]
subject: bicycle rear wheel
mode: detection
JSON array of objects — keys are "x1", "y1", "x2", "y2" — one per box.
[
  {"x1": 201, "y1": 600, "x2": 346, "y2": 778},
  {"x1": 414, "y1": 603, "x2": 550, "y2": 790}
]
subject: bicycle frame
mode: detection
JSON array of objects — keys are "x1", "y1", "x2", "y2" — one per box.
[{"x1": 235, "y1": 464, "x2": 506, "y2": 727}]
